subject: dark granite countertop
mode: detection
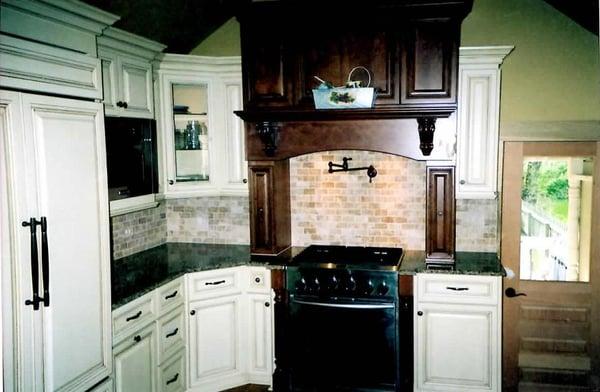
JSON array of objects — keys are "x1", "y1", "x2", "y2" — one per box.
[{"x1": 112, "y1": 243, "x2": 504, "y2": 309}]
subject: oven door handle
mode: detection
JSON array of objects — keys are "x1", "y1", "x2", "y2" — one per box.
[{"x1": 291, "y1": 298, "x2": 395, "y2": 310}]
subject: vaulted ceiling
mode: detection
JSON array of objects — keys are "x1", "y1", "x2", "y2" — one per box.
[{"x1": 83, "y1": 0, "x2": 598, "y2": 54}]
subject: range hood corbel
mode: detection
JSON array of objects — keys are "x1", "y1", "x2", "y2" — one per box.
[
  {"x1": 256, "y1": 121, "x2": 280, "y2": 157},
  {"x1": 417, "y1": 117, "x2": 436, "y2": 156}
]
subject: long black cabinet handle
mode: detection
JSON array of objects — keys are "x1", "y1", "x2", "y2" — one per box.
[
  {"x1": 164, "y1": 290, "x2": 178, "y2": 299},
  {"x1": 22, "y1": 218, "x2": 42, "y2": 310},
  {"x1": 40, "y1": 217, "x2": 49, "y2": 307},
  {"x1": 166, "y1": 373, "x2": 179, "y2": 385},
  {"x1": 126, "y1": 310, "x2": 143, "y2": 322},
  {"x1": 166, "y1": 328, "x2": 179, "y2": 338},
  {"x1": 205, "y1": 280, "x2": 226, "y2": 286},
  {"x1": 446, "y1": 286, "x2": 469, "y2": 291}
]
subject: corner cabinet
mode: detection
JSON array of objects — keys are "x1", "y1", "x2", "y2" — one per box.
[
  {"x1": 155, "y1": 55, "x2": 248, "y2": 198},
  {"x1": 185, "y1": 266, "x2": 273, "y2": 391},
  {"x1": 414, "y1": 274, "x2": 501, "y2": 392},
  {"x1": 98, "y1": 27, "x2": 165, "y2": 119},
  {"x1": 456, "y1": 46, "x2": 513, "y2": 199}
]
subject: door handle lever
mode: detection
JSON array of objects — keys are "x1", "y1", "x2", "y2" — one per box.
[{"x1": 505, "y1": 287, "x2": 526, "y2": 298}]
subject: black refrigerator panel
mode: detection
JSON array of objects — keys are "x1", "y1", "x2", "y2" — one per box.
[{"x1": 105, "y1": 117, "x2": 158, "y2": 201}]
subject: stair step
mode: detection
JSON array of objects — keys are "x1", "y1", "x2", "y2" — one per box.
[
  {"x1": 519, "y1": 351, "x2": 591, "y2": 371},
  {"x1": 521, "y1": 337, "x2": 588, "y2": 354},
  {"x1": 519, "y1": 381, "x2": 592, "y2": 392},
  {"x1": 520, "y1": 367, "x2": 590, "y2": 386},
  {"x1": 520, "y1": 305, "x2": 589, "y2": 322}
]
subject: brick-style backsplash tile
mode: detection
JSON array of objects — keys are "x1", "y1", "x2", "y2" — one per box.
[
  {"x1": 290, "y1": 150, "x2": 427, "y2": 249},
  {"x1": 456, "y1": 198, "x2": 498, "y2": 252},
  {"x1": 110, "y1": 154, "x2": 498, "y2": 260},
  {"x1": 166, "y1": 196, "x2": 250, "y2": 244},
  {"x1": 111, "y1": 203, "x2": 167, "y2": 260}
]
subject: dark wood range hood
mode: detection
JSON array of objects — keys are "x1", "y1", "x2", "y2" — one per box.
[{"x1": 235, "y1": 0, "x2": 473, "y2": 256}]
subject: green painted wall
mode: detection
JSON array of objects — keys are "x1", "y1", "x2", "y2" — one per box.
[
  {"x1": 192, "y1": 1, "x2": 600, "y2": 129},
  {"x1": 189, "y1": 18, "x2": 241, "y2": 56},
  {"x1": 462, "y1": 0, "x2": 600, "y2": 126}
]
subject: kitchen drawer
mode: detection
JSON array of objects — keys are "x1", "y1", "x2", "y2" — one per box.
[
  {"x1": 113, "y1": 293, "x2": 156, "y2": 342},
  {"x1": 158, "y1": 278, "x2": 184, "y2": 315},
  {"x1": 159, "y1": 349, "x2": 186, "y2": 392},
  {"x1": 246, "y1": 266, "x2": 271, "y2": 294},
  {"x1": 416, "y1": 274, "x2": 500, "y2": 305},
  {"x1": 187, "y1": 267, "x2": 242, "y2": 300},
  {"x1": 158, "y1": 305, "x2": 185, "y2": 364}
]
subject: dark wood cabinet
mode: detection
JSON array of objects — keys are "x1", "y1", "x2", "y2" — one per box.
[
  {"x1": 237, "y1": 1, "x2": 470, "y2": 116},
  {"x1": 426, "y1": 166, "x2": 455, "y2": 263},
  {"x1": 401, "y1": 19, "x2": 459, "y2": 105},
  {"x1": 248, "y1": 161, "x2": 291, "y2": 254}
]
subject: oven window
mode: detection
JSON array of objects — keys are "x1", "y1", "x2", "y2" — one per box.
[{"x1": 289, "y1": 298, "x2": 398, "y2": 391}]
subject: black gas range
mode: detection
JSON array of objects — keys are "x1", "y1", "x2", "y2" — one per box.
[{"x1": 285, "y1": 245, "x2": 413, "y2": 392}]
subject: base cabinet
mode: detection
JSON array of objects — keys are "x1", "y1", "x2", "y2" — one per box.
[
  {"x1": 186, "y1": 266, "x2": 274, "y2": 391},
  {"x1": 188, "y1": 296, "x2": 245, "y2": 390},
  {"x1": 113, "y1": 324, "x2": 158, "y2": 392},
  {"x1": 414, "y1": 274, "x2": 501, "y2": 392},
  {"x1": 247, "y1": 294, "x2": 274, "y2": 384}
]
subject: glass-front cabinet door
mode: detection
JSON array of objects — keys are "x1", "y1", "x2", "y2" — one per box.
[
  {"x1": 172, "y1": 84, "x2": 210, "y2": 183},
  {"x1": 155, "y1": 55, "x2": 247, "y2": 198}
]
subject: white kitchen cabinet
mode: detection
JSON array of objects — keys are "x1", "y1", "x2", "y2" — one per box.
[
  {"x1": 112, "y1": 277, "x2": 187, "y2": 392},
  {"x1": 185, "y1": 266, "x2": 273, "y2": 391},
  {"x1": 456, "y1": 47, "x2": 513, "y2": 199},
  {"x1": 414, "y1": 274, "x2": 501, "y2": 392},
  {"x1": 247, "y1": 294, "x2": 274, "y2": 384},
  {"x1": 155, "y1": 54, "x2": 247, "y2": 198},
  {"x1": 98, "y1": 27, "x2": 165, "y2": 119},
  {"x1": 113, "y1": 323, "x2": 158, "y2": 392},
  {"x1": 0, "y1": 90, "x2": 112, "y2": 391},
  {"x1": 188, "y1": 295, "x2": 246, "y2": 390}
]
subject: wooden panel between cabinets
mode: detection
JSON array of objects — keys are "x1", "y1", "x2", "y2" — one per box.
[
  {"x1": 248, "y1": 161, "x2": 291, "y2": 254},
  {"x1": 426, "y1": 166, "x2": 455, "y2": 262}
]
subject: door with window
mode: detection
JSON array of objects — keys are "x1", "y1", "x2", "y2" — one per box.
[{"x1": 501, "y1": 142, "x2": 600, "y2": 391}]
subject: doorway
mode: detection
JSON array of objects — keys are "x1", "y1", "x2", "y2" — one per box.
[{"x1": 501, "y1": 142, "x2": 600, "y2": 391}]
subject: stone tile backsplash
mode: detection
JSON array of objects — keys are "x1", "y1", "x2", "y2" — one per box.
[
  {"x1": 111, "y1": 203, "x2": 167, "y2": 260},
  {"x1": 111, "y1": 153, "x2": 498, "y2": 260},
  {"x1": 166, "y1": 196, "x2": 250, "y2": 244},
  {"x1": 456, "y1": 199, "x2": 498, "y2": 252},
  {"x1": 290, "y1": 151, "x2": 427, "y2": 250}
]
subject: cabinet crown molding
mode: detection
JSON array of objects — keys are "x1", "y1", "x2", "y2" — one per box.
[
  {"x1": 154, "y1": 54, "x2": 241, "y2": 72},
  {"x1": 98, "y1": 27, "x2": 166, "y2": 60},
  {"x1": 459, "y1": 46, "x2": 514, "y2": 65},
  {"x1": 2, "y1": 0, "x2": 119, "y2": 33}
]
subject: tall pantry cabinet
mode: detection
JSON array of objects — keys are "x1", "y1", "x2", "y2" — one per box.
[{"x1": 0, "y1": 1, "x2": 118, "y2": 390}]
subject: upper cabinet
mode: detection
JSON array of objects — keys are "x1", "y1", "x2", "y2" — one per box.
[
  {"x1": 155, "y1": 55, "x2": 247, "y2": 198},
  {"x1": 98, "y1": 27, "x2": 166, "y2": 119},
  {"x1": 237, "y1": 1, "x2": 472, "y2": 118},
  {"x1": 456, "y1": 46, "x2": 513, "y2": 199}
]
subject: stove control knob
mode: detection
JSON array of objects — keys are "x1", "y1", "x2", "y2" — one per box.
[
  {"x1": 328, "y1": 275, "x2": 339, "y2": 291},
  {"x1": 346, "y1": 275, "x2": 357, "y2": 292},
  {"x1": 295, "y1": 277, "x2": 307, "y2": 293},
  {"x1": 377, "y1": 281, "x2": 389, "y2": 296},
  {"x1": 312, "y1": 277, "x2": 321, "y2": 293},
  {"x1": 363, "y1": 279, "x2": 374, "y2": 295}
]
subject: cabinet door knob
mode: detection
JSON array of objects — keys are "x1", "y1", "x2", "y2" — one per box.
[
  {"x1": 265, "y1": 302, "x2": 270, "y2": 307},
  {"x1": 243, "y1": 178, "x2": 248, "y2": 184},
  {"x1": 255, "y1": 277, "x2": 261, "y2": 283},
  {"x1": 133, "y1": 335, "x2": 141, "y2": 343},
  {"x1": 459, "y1": 179, "x2": 466, "y2": 185},
  {"x1": 169, "y1": 180, "x2": 174, "y2": 185},
  {"x1": 190, "y1": 310, "x2": 196, "y2": 315},
  {"x1": 417, "y1": 311, "x2": 423, "y2": 316},
  {"x1": 122, "y1": 101, "x2": 128, "y2": 109}
]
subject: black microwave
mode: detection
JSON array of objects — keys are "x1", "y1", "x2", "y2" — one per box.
[{"x1": 104, "y1": 117, "x2": 158, "y2": 201}]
